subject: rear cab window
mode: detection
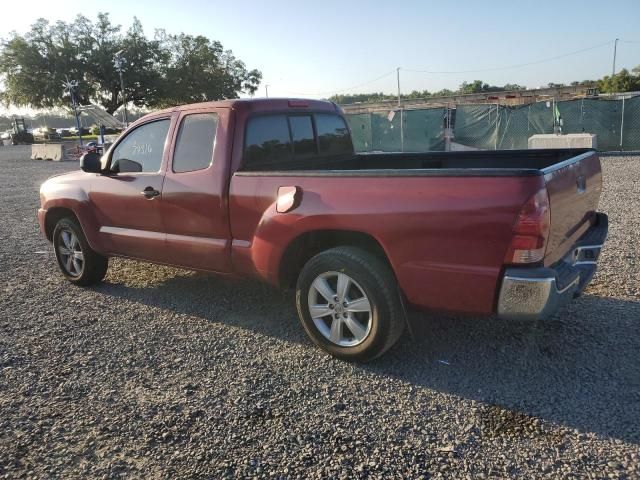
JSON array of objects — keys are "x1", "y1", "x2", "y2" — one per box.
[
  {"x1": 242, "y1": 112, "x2": 352, "y2": 171},
  {"x1": 289, "y1": 115, "x2": 316, "y2": 157},
  {"x1": 172, "y1": 113, "x2": 219, "y2": 173}
]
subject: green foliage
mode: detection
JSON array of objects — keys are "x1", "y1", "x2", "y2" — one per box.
[
  {"x1": 329, "y1": 67, "x2": 640, "y2": 105},
  {"x1": 458, "y1": 80, "x2": 503, "y2": 94},
  {"x1": 598, "y1": 68, "x2": 640, "y2": 94},
  {"x1": 329, "y1": 88, "x2": 456, "y2": 105},
  {"x1": 0, "y1": 14, "x2": 262, "y2": 113},
  {"x1": 503, "y1": 83, "x2": 526, "y2": 91},
  {"x1": 570, "y1": 80, "x2": 596, "y2": 87},
  {"x1": 156, "y1": 31, "x2": 261, "y2": 107}
]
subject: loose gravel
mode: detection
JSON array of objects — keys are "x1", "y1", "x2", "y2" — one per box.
[{"x1": 0, "y1": 152, "x2": 639, "y2": 479}]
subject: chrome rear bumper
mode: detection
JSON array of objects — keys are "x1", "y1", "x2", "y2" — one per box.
[{"x1": 497, "y1": 213, "x2": 608, "y2": 321}]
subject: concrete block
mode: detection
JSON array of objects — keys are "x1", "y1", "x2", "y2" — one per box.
[
  {"x1": 528, "y1": 133, "x2": 597, "y2": 149},
  {"x1": 31, "y1": 144, "x2": 66, "y2": 161}
]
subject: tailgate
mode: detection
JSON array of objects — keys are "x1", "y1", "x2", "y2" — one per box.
[{"x1": 543, "y1": 150, "x2": 603, "y2": 266}]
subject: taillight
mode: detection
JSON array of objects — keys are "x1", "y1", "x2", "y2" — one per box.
[{"x1": 505, "y1": 189, "x2": 550, "y2": 264}]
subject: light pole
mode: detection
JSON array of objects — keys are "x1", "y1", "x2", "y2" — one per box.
[
  {"x1": 612, "y1": 38, "x2": 619, "y2": 77},
  {"x1": 265, "y1": 84, "x2": 270, "y2": 98},
  {"x1": 396, "y1": 67, "x2": 401, "y2": 107},
  {"x1": 114, "y1": 50, "x2": 128, "y2": 127},
  {"x1": 62, "y1": 78, "x2": 83, "y2": 146}
]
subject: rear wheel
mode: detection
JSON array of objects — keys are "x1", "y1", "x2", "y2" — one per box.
[
  {"x1": 296, "y1": 247, "x2": 405, "y2": 362},
  {"x1": 53, "y1": 217, "x2": 108, "y2": 286}
]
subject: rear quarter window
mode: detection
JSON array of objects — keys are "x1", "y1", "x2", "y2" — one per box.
[
  {"x1": 244, "y1": 115, "x2": 292, "y2": 170},
  {"x1": 316, "y1": 114, "x2": 352, "y2": 157}
]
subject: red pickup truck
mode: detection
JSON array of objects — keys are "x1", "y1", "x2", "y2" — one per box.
[{"x1": 38, "y1": 99, "x2": 608, "y2": 361}]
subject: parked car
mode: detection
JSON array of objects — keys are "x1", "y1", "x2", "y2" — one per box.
[{"x1": 38, "y1": 99, "x2": 608, "y2": 361}]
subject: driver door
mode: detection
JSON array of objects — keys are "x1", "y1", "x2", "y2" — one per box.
[{"x1": 90, "y1": 116, "x2": 174, "y2": 262}]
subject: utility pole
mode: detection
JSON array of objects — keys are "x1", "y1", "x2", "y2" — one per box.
[
  {"x1": 612, "y1": 38, "x2": 619, "y2": 77},
  {"x1": 396, "y1": 67, "x2": 401, "y2": 107},
  {"x1": 265, "y1": 84, "x2": 270, "y2": 98},
  {"x1": 113, "y1": 50, "x2": 128, "y2": 127}
]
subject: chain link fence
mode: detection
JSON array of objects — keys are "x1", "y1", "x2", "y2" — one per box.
[{"x1": 344, "y1": 94, "x2": 640, "y2": 153}]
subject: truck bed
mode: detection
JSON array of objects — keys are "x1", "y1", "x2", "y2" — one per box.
[
  {"x1": 233, "y1": 147, "x2": 602, "y2": 312},
  {"x1": 238, "y1": 149, "x2": 593, "y2": 176}
]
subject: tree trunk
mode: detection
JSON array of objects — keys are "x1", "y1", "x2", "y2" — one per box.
[{"x1": 104, "y1": 90, "x2": 119, "y2": 115}]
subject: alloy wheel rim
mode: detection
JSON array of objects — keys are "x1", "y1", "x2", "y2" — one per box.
[
  {"x1": 57, "y1": 229, "x2": 84, "y2": 277},
  {"x1": 308, "y1": 271, "x2": 372, "y2": 347}
]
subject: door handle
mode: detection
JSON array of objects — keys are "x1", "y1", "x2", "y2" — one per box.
[{"x1": 141, "y1": 186, "x2": 160, "y2": 199}]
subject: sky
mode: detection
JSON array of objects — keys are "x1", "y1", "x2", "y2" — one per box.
[{"x1": 1, "y1": 0, "x2": 639, "y2": 106}]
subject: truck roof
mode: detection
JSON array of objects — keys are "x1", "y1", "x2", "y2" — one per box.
[{"x1": 151, "y1": 98, "x2": 340, "y2": 116}]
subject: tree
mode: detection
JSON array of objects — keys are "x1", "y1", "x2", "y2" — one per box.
[
  {"x1": 0, "y1": 18, "x2": 90, "y2": 109},
  {"x1": 598, "y1": 68, "x2": 640, "y2": 93},
  {"x1": 0, "y1": 14, "x2": 261, "y2": 113},
  {"x1": 458, "y1": 80, "x2": 502, "y2": 94},
  {"x1": 459, "y1": 80, "x2": 485, "y2": 94},
  {"x1": 88, "y1": 16, "x2": 167, "y2": 113},
  {"x1": 156, "y1": 32, "x2": 260, "y2": 106}
]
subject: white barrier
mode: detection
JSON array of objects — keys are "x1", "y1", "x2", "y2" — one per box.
[
  {"x1": 528, "y1": 134, "x2": 598, "y2": 149},
  {"x1": 31, "y1": 144, "x2": 67, "y2": 161}
]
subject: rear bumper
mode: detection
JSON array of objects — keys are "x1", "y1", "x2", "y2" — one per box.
[{"x1": 497, "y1": 213, "x2": 608, "y2": 320}]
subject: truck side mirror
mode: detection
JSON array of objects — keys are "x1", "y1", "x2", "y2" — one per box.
[{"x1": 80, "y1": 152, "x2": 102, "y2": 173}]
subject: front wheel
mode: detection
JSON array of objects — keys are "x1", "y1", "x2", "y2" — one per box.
[
  {"x1": 52, "y1": 217, "x2": 108, "y2": 286},
  {"x1": 296, "y1": 247, "x2": 405, "y2": 362}
]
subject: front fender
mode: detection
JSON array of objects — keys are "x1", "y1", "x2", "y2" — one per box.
[{"x1": 39, "y1": 178, "x2": 103, "y2": 253}]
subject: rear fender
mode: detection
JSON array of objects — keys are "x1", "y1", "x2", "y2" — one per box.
[{"x1": 234, "y1": 200, "x2": 392, "y2": 285}]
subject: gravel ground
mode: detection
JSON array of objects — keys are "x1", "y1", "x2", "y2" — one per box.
[{"x1": 1, "y1": 152, "x2": 639, "y2": 479}]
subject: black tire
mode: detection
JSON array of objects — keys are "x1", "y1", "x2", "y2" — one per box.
[
  {"x1": 295, "y1": 246, "x2": 405, "y2": 362},
  {"x1": 52, "y1": 217, "x2": 108, "y2": 286}
]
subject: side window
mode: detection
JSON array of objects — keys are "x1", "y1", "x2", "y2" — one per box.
[
  {"x1": 289, "y1": 115, "x2": 316, "y2": 157},
  {"x1": 244, "y1": 115, "x2": 292, "y2": 170},
  {"x1": 316, "y1": 114, "x2": 352, "y2": 157},
  {"x1": 111, "y1": 119, "x2": 170, "y2": 173},
  {"x1": 173, "y1": 113, "x2": 219, "y2": 173}
]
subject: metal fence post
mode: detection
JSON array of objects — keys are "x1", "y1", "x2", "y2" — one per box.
[
  {"x1": 620, "y1": 96, "x2": 625, "y2": 151},
  {"x1": 494, "y1": 104, "x2": 499, "y2": 150},
  {"x1": 400, "y1": 108, "x2": 404, "y2": 152}
]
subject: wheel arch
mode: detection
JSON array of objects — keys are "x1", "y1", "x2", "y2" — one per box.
[
  {"x1": 44, "y1": 207, "x2": 80, "y2": 241},
  {"x1": 278, "y1": 229, "x2": 394, "y2": 289}
]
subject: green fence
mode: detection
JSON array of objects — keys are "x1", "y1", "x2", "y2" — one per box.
[{"x1": 345, "y1": 95, "x2": 640, "y2": 152}]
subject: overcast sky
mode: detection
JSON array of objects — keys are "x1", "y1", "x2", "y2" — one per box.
[{"x1": 1, "y1": 0, "x2": 639, "y2": 105}]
